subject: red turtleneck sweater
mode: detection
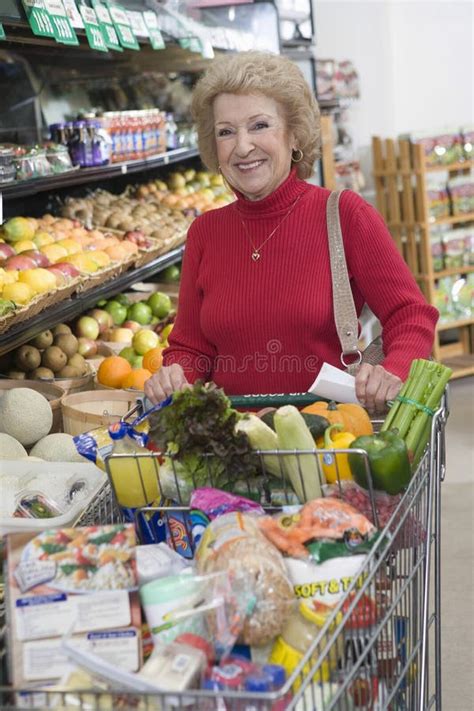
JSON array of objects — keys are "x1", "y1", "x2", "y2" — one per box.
[{"x1": 163, "y1": 171, "x2": 438, "y2": 394}]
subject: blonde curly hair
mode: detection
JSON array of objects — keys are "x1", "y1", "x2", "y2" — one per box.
[{"x1": 191, "y1": 51, "x2": 321, "y2": 180}]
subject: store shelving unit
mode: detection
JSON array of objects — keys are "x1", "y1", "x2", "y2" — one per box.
[{"x1": 372, "y1": 136, "x2": 473, "y2": 379}]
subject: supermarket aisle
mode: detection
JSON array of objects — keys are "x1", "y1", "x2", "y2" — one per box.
[{"x1": 441, "y1": 378, "x2": 474, "y2": 710}]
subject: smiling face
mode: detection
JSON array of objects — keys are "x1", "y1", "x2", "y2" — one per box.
[{"x1": 213, "y1": 92, "x2": 295, "y2": 201}]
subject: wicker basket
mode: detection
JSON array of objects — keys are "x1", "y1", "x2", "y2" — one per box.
[
  {"x1": 0, "y1": 279, "x2": 80, "y2": 335},
  {"x1": 61, "y1": 389, "x2": 139, "y2": 436},
  {"x1": 75, "y1": 255, "x2": 136, "y2": 293},
  {"x1": 0, "y1": 379, "x2": 65, "y2": 433},
  {"x1": 52, "y1": 365, "x2": 95, "y2": 396}
]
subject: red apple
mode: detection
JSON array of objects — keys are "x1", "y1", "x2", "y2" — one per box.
[
  {"x1": 53, "y1": 262, "x2": 81, "y2": 278},
  {"x1": 87, "y1": 308, "x2": 114, "y2": 334},
  {"x1": 125, "y1": 230, "x2": 145, "y2": 244},
  {"x1": 21, "y1": 250, "x2": 51, "y2": 267},
  {"x1": 5, "y1": 255, "x2": 37, "y2": 270},
  {"x1": 77, "y1": 337, "x2": 98, "y2": 358},
  {"x1": 0, "y1": 243, "x2": 16, "y2": 261},
  {"x1": 123, "y1": 320, "x2": 141, "y2": 334}
]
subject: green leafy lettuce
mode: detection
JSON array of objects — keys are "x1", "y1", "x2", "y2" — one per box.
[{"x1": 148, "y1": 381, "x2": 256, "y2": 491}]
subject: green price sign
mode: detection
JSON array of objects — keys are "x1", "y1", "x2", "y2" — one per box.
[
  {"x1": 79, "y1": 5, "x2": 108, "y2": 52},
  {"x1": 143, "y1": 11, "x2": 165, "y2": 50},
  {"x1": 91, "y1": 0, "x2": 122, "y2": 51},
  {"x1": 106, "y1": 1, "x2": 140, "y2": 50},
  {"x1": 0, "y1": 24, "x2": 6, "y2": 40},
  {"x1": 44, "y1": 0, "x2": 79, "y2": 44},
  {"x1": 22, "y1": 0, "x2": 55, "y2": 38}
]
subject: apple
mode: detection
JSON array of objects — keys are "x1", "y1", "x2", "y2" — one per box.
[
  {"x1": 127, "y1": 302, "x2": 152, "y2": 326},
  {"x1": 105, "y1": 300, "x2": 128, "y2": 326},
  {"x1": 0, "y1": 244, "x2": 15, "y2": 261},
  {"x1": 108, "y1": 328, "x2": 134, "y2": 344},
  {"x1": 51, "y1": 262, "x2": 81, "y2": 278},
  {"x1": 21, "y1": 250, "x2": 51, "y2": 268},
  {"x1": 132, "y1": 328, "x2": 159, "y2": 356},
  {"x1": 148, "y1": 292, "x2": 172, "y2": 319},
  {"x1": 123, "y1": 320, "x2": 141, "y2": 334},
  {"x1": 119, "y1": 346, "x2": 137, "y2": 365},
  {"x1": 5, "y1": 255, "x2": 37, "y2": 271},
  {"x1": 76, "y1": 316, "x2": 100, "y2": 341},
  {"x1": 77, "y1": 337, "x2": 98, "y2": 358},
  {"x1": 88, "y1": 308, "x2": 114, "y2": 334}
]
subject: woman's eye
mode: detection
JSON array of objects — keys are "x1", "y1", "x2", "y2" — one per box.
[
  {"x1": 217, "y1": 128, "x2": 232, "y2": 137},
  {"x1": 253, "y1": 122, "x2": 269, "y2": 130}
]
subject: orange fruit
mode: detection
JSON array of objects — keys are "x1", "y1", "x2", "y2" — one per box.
[
  {"x1": 142, "y1": 347, "x2": 163, "y2": 374},
  {"x1": 121, "y1": 368, "x2": 152, "y2": 391},
  {"x1": 97, "y1": 356, "x2": 132, "y2": 388}
]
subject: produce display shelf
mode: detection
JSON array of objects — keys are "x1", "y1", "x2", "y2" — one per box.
[
  {"x1": 437, "y1": 316, "x2": 474, "y2": 332},
  {"x1": 433, "y1": 265, "x2": 474, "y2": 278},
  {"x1": 0, "y1": 246, "x2": 184, "y2": 357},
  {"x1": 441, "y1": 353, "x2": 474, "y2": 379},
  {"x1": 1, "y1": 148, "x2": 199, "y2": 201}
]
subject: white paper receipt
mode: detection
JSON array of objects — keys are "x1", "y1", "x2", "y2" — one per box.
[{"x1": 308, "y1": 362, "x2": 359, "y2": 404}]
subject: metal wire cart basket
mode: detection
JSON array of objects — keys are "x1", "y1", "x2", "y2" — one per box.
[{"x1": 0, "y1": 393, "x2": 449, "y2": 711}]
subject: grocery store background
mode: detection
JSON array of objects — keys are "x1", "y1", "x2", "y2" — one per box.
[{"x1": 0, "y1": 0, "x2": 473, "y2": 707}]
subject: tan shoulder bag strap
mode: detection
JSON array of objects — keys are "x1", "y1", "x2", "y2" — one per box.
[{"x1": 326, "y1": 190, "x2": 362, "y2": 371}]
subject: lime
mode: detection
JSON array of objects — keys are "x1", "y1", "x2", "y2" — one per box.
[
  {"x1": 160, "y1": 264, "x2": 181, "y2": 283},
  {"x1": 148, "y1": 292, "x2": 172, "y2": 319}
]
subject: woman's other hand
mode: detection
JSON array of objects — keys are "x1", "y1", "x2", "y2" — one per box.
[
  {"x1": 144, "y1": 364, "x2": 190, "y2": 404},
  {"x1": 355, "y1": 363, "x2": 402, "y2": 415}
]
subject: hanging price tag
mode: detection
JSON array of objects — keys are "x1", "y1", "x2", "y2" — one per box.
[
  {"x1": 0, "y1": 24, "x2": 6, "y2": 40},
  {"x1": 126, "y1": 10, "x2": 147, "y2": 37},
  {"x1": 62, "y1": 0, "x2": 83, "y2": 28},
  {"x1": 106, "y1": 1, "x2": 139, "y2": 50},
  {"x1": 143, "y1": 11, "x2": 165, "y2": 50},
  {"x1": 79, "y1": 5, "x2": 108, "y2": 52},
  {"x1": 91, "y1": 0, "x2": 122, "y2": 51},
  {"x1": 21, "y1": 0, "x2": 55, "y2": 38},
  {"x1": 43, "y1": 0, "x2": 79, "y2": 44}
]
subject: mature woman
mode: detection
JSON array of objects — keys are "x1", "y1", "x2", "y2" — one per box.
[{"x1": 145, "y1": 52, "x2": 437, "y2": 413}]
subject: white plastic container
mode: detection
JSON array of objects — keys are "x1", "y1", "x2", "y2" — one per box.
[{"x1": 0, "y1": 460, "x2": 104, "y2": 535}]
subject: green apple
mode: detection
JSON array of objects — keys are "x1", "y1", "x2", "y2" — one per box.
[
  {"x1": 131, "y1": 353, "x2": 143, "y2": 369},
  {"x1": 148, "y1": 292, "x2": 172, "y2": 319},
  {"x1": 119, "y1": 346, "x2": 137, "y2": 365},
  {"x1": 127, "y1": 302, "x2": 152, "y2": 326},
  {"x1": 114, "y1": 293, "x2": 130, "y2": 307},
  {"x1": 160, "y1": 264, "x2": 181, "y2": 283},
  {"x1": 132, "y1": 329, "x2": 159, "y2": 356},
  {"x1": 105, "y1": 300, "x2": 127, "y2": 326}
]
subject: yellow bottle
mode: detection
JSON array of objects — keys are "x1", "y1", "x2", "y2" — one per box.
[{"x1": 107, "y1": 422, "x2": 159, "y2": 510}]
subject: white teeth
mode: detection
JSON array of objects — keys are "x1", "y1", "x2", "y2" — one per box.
[{"x1": 236, "y1": 160, "x2": 263, "y2": 170}]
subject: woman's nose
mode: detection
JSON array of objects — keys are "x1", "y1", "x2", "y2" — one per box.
[{"x1": 234, "y1": 129, "x2": 255, "y2": 156}]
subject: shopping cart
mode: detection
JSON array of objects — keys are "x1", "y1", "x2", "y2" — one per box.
[{"x1": 0, "y1": 392, "x2": 449, "y2": 711}]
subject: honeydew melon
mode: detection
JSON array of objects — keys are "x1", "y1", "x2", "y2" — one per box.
[{"x1": 0, "y1": 388, "x2": 52, "y2": 446}]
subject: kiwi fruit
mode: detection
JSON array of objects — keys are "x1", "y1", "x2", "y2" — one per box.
[
  {"x1": 52, "y1": 323, "x2": 72, "y2": 336},
  {"x1": 15, "y1": 345, "x2": 41, "y2": 372},
  {"x1": 7, "y1": 370, "x2": 26, "y2": 380},
  {"x1": 57, "y1": 365, "x2": 80, "y2": 378},
  {"x1": 53, "y1": 333, "x2": 78, "y2": 358},
  {"x1": 30, "y1": 330, "x2": 53, "y2": 350},
  {"x1": 30, "y1": 367, "x2": 55, "y2": 380},
  {"x1": 67, "y1": 353, "x2": 87, "y2": 376},
  {"x1": 41, "y1": 346, "x2": 67, "y2": 373}
]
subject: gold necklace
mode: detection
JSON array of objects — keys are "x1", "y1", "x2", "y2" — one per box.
[{"x1": 237, "y1": 193, "x2": 303, "y2": 262}]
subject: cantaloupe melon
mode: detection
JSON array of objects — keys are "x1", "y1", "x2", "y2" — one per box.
[
  {"x1": 0, "y1": 433, "x2": 28, "y2": 459},
  {"x1": 30, "y1": 433, "x2": 83, "y2": 462},
  {"x1": 0, "y1": 388, "x2": 53, "y2": 446}
]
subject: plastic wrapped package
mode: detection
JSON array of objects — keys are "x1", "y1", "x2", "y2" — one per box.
[
  {"x1": 430, "y1": 227, "x2": 446, "y2": 271},
  {"x1": 442, "y1": 228, "x2": 466, "y2": 269},
  {"x1": 195, "y1": 513, "x2": 295, "y2": 646},
  {"x1": 426, "y1": 173, "x2": 450, "y2": 220},
  {"x1": 448, "y1": 174, "x2": 474, "y2": 215},
  {"x1": 15, "y1": 146, "x2": 52, "y2": 181},
  {"x1": 410, "y1": 130, "x2": 464, "y2": 166}
]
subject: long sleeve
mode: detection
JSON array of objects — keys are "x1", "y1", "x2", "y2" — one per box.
[
  {"x1": 162, "y1": 222, "x2": 216, "y2": 382},
  {"x1": 341, "y1": 193, "x2": 439, "y2": 380}
]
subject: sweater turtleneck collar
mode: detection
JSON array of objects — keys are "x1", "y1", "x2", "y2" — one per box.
[{"x1": 232, "y1": 168, "x2": 310, "y2": 218}]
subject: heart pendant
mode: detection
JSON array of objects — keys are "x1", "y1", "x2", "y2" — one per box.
[{"x1": 251, "y1": 251, "x2": 260, "y2": 262}]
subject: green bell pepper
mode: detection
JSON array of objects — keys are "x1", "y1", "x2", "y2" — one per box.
[{"x1": 348, "y1": 430, "x2": 411, "y2": 495}]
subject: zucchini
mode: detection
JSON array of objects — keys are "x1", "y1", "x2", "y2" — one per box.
[
  {"x1": 235, "y1": 414, "x2": 286, "y2": 478},
  {"x1": 273, "y1": 405, "x2": 324, "y2": 502}
]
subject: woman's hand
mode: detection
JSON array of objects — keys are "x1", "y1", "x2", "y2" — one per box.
[
  {"x1": 144, "y1": 364, "x2": 190, "y2": 404},
  {"x1": 355, "y1": 363, "x2": 402, "y2": 415}
]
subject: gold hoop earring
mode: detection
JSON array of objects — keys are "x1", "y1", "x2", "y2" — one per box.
[
  {"x1": 291, "y1": 148, "x2": 303, "y2": 163},
  {"x1": 218, "y1": 166, "x2": 235, "y2": 195}
]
